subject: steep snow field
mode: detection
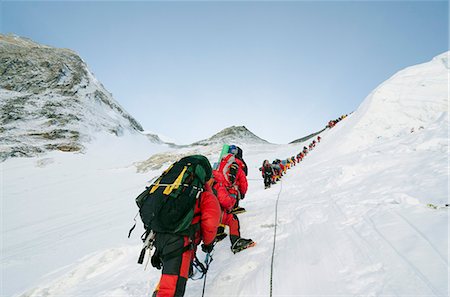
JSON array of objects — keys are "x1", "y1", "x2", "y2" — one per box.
[
  {"x1": 2, "y1": 132, "x2": 172, "y2": 296},
  {"x1": 2, "y1": 53, "x2": 448, "y2": 297}
]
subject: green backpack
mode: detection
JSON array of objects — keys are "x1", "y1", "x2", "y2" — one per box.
[
  {"x1": 133, "y1": 155, "x2": 212, "y2": 264},
  {"x1": 136, "y1": 155, "x2": 212, "y2": 236}
]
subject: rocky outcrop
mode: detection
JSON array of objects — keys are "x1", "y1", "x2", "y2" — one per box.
[{"x1": 0, "y1": 34, "x2": 144, "y2": 161}]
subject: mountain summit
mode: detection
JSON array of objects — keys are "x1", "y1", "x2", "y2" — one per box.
[
  {"x1": 0, "y1": 34, "x2": 144, "y2": 161},
  {"x1": 192, "y1": 125, "x2": 269, "y2": 146}
]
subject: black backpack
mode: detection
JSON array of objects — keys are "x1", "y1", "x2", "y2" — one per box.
[
  {"x1": 235, "y1": 146, "x2": 248, "y2": 176},
  {"x1": 136, "y1": 155, "x2": 212, "y2": 235},
  {"x1": 132, "y1": 155, "x2": 212, "y2": 264}
]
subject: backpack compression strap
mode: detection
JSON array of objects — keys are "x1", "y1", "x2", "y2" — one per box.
[{"x1": 163, "y1": 166, "x2": 188, "y2": 195}]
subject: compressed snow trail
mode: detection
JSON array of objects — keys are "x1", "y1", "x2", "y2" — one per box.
[
  {"x1": 199, "y1": 121, "x2": 446, "y2": 297},
  {"x1": 269, "y1": 179, "x2": 282, "y2": 297}
]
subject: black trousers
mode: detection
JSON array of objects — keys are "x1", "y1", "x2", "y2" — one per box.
[
  {"x1": 264, "y1": 174, "x2": 272, "y2": 187},
  {"x1": 153, "y1": 233, "x2": 193, "y2": 297}
]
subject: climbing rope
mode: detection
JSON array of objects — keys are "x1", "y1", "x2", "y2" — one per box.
[
  {"x1": 201, "y1": 252, "x2": 213, "y2": 297},
  {"x1": 269, "y1": 179, "x2": 283, "y2": 297},
  {"x1": 190, "y1": 250, "x2": 214, "y2": 296}
]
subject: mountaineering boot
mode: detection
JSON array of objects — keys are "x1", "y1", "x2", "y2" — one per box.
[
  {"x1": 231, "y1": 238, "x2": 255, "y2": 254},
  {"x1": 215, "y1": 233, "x2": 227, "y2": 242},
  {"x1": 230, "y1": 206, "x2": 246, "y2": 215},
  {"x1": 215, "y1": 224, "x2": 227, "y2": 243}
]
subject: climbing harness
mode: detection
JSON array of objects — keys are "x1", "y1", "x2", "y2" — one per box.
[
  {"x1": 190, "y1": 252, "x2": 214, "y2": 297},
  {"x1": 270, "y1": 179, "x2": 283, "y2": 297},
  {"x1": 190, "y1": 254, "x2": 212, "y2": 280}
]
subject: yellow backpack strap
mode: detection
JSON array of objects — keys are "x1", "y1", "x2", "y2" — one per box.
[
  {"x1": 163, "y1": 165, "x2": 188, "y2": 195},
  {"x1": 149, "y1": 181, "x2": 160, "y2": 194},
  {"x1": 149, "y1": 164, "x2": 174, "y2": 194}
]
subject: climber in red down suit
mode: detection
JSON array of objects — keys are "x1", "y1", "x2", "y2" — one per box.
[
  {"x1": 212, "y1": 153, "x2": 254, "y2": 253},
  {"x1": 152, "y1": 178, "x2": 221, "y2": 297}
]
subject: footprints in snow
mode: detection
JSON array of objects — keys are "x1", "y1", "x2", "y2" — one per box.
[
  {"x1": 260, "y1": 223, "x2": 276, "y2": 228},
  {"x1": 342, "y1": 263, "x2": 385, "y2": 297},
  {"x1": 19, "y1": 248, "x2": 129, "y2": 297},
  {"x1": 219, "y1": 261, "x2": 258, "y2": 283}
]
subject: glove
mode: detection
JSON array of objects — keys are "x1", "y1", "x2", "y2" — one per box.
[
  {"x1": 241, "y1": 193, "x2": 245, "y2": 200},
  {"x1": 217, "y1": 225, "x2": 225, "y2": 234},
  {"x1": 201, "y1": 243, "x2": 214, "y2": 253},
  {"x1": 151, "y1": 253, "x2": 162, "y2": 270}
]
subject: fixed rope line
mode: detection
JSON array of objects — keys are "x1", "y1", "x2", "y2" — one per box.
[{"x1": 270, "y1": 179, "x2": 283, "y2": 297}]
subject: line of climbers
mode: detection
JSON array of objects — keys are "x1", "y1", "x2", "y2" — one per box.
[
  {"x1": 134, "y1": 115, "x2": 355, "y2": 296},
  {"x1": 260, "y1": 135, "x2": 322, "y2": 189},
  {"x1": 327, "y1": 114, "x2": 348, "y2": 128},
  {"x1": 133, "y1": 145, "x2": 255, "y2": 297}
]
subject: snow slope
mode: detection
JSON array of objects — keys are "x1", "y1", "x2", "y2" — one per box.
[
  {"x1": 2, "y1": 52, "x2": 448, "y2": 297},
  {"x1": 334, "y1": 51, "x2": 448, "y2": 155},
  {"x1": 1, "y1": 132, "x2": 175, "y2": 297}
]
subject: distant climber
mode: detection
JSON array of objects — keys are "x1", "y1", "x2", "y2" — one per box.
[{"x1": 261, "y1": 160, "x2": 274, "y2": 189}]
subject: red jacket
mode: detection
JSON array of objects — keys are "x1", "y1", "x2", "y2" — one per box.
[
  {"x1": 192, "y1": 183, "x2": 221, "y2": 245},
  {"x1": 212, "y1": 170, "x2": 236, "y2": 212},
  {"x1": 218, "y1": 154, "x2": 248, "y2": 197}
]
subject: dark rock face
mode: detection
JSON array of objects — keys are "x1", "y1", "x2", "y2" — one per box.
[
  {"x1": 0, "y1": 34, "x2": 144, "y2": 161},
  {"x1": 0, "y1": 46, "x2": 86, "y2": 95}
]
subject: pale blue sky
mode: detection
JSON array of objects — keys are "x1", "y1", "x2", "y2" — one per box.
[{"x1": 1, "y1": 1, "x2": 448, "y2": 144}]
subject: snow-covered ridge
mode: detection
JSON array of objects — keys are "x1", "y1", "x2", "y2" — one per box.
[
  {"x1": 336, "y1": 51, "x2": 449, "y2": 153},
  {"x1": 0, "y1": 34, "x2": 144, "y2": 161},
  {"x1": 290, "y1": 127, "x2": 326, "y2": 144},
  {"x1": 142, "y1": 131, "x2": 166, "y2": 144},
  {"x1": 0, "y1": 34, "x2": 52, "y2": 49},
  {"x1": 192, "y1": 125, "x2": 269, "y2": 146}
]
